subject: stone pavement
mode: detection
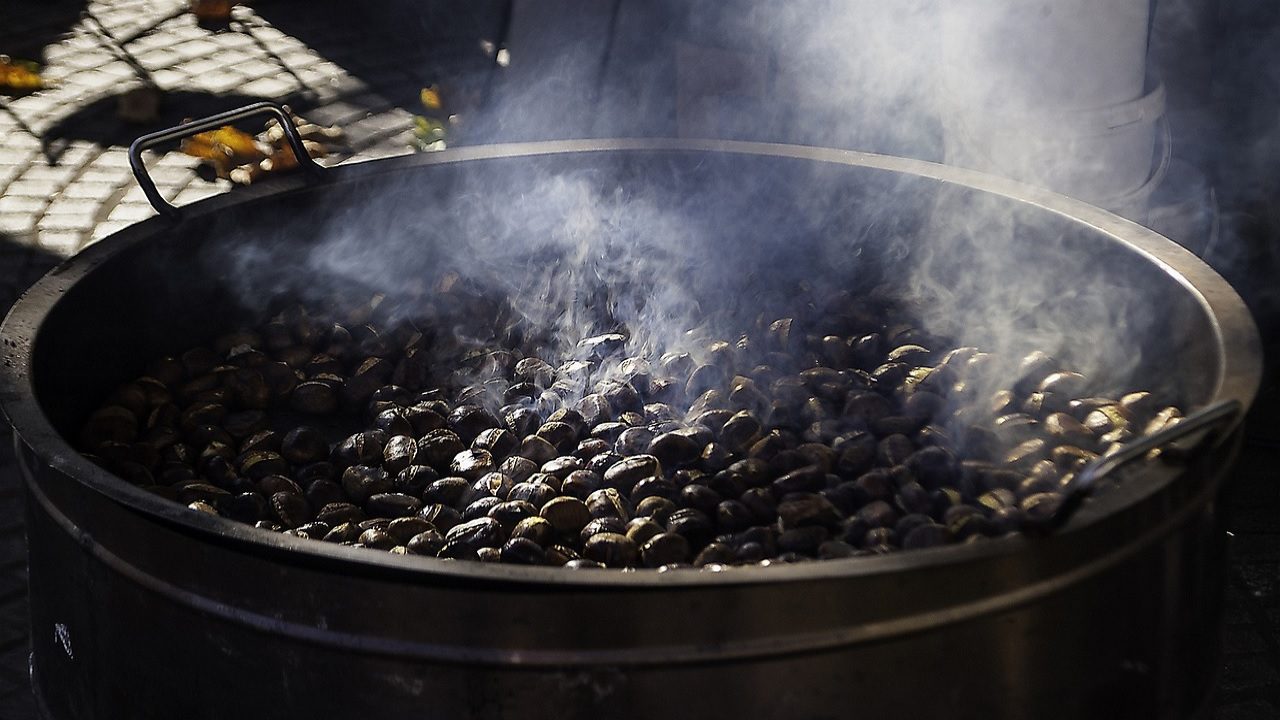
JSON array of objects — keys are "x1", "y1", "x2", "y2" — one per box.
[
  {"x1": 0, "y1": 1, "x2": 1277, "y2": 718},
  {"x1": 1, "y1": 0, "x2": 506, "y2": 300}
]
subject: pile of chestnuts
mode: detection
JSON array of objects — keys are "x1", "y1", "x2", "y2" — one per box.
[{"x1": 79, "y1": 277, "x2": 1184, "y2": 570}]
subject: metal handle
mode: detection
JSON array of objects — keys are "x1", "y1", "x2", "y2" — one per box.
[
  {"x1": 1031, "y1": 398, "x2": 1242, "y2": 532},
  {"x1": 127, "y1": 101, "x2": 324, "y2": 220}
]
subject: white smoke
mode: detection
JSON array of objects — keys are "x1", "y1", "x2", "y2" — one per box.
[{"x1": 207, "y1": 0, "x2": 1216, "y2": 415}]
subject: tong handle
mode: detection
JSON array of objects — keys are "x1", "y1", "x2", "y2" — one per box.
[
  {"x1": 1035, "y1": 398, "x2": 1241, "y2": 532},
  {"x1": 128, "y1": 101, "x2": 324, "y2": 220}
]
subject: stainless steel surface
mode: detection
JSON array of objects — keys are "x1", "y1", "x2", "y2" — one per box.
[{"x1": 0, "y1": 139, "x2": 1265, "y2": 719}]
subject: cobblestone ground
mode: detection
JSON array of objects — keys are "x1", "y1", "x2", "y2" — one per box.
[
  {"x1": 0, "y1": 1, "x2": 1277, "y2": 718},
  {"x1": 0, "y1": 0, "x2": 500, "y2": 288}
]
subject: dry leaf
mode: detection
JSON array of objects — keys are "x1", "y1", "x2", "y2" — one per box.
[
  {"x1": 181, "y1": 124, "x2": 265, "y2": 177},
  {"x1": 0, "y1": 56, "x2": 43, "y2": 93},
  {"x1": 420, "y1": 85, "x2": 443, "y2": 111},
  {"x1": 187, "y1": 111, "x2": 331, "y2": 185}
]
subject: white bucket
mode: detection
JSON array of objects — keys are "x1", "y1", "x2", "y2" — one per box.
[
  {"x1": 938, "y1": 0, "x2": 1151, "y2": 113},
  {"x1": 1099, "y1": 112, "x2": 1172, "y2": 221},
  {"x1": 943, "y1": 82, "x2": 1167, "y2": 206},
  {"x1": 938, "y1": 0, "x2": 1157, "y2": 203}
]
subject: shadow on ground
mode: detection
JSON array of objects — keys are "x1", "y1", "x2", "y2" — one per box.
[
  {"x1": 250, "y1": 0, "x2": 508, "y2": 116},
  {"x1": 251, "y1": 0, "x2": 508, "y2": 73},
  {"x1": 0, "y1": 232, "x2": 61, "y2": 318},
  {"x1": 40, "y1": 89, "x2": 310, "y2": 158},
  {"x1": 0, "y1": 0, "x2": 87, "y2": 62}
]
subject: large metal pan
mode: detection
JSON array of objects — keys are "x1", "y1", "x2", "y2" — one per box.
[{"x1": 0, "y1": 105, "x2": 1262, "y2": 720}]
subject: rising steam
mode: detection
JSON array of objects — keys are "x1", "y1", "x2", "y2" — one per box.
[{"x1": 211, "y1": 0, "x2": 1213, "y2": 418}]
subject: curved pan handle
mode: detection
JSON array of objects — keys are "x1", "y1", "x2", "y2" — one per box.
[
  {"x1": 127, "y1": 101, "x2": 325, "y2": 220},
  {"x1": 1027, "y1": 398, "x2": 1242, "y2": 533}
]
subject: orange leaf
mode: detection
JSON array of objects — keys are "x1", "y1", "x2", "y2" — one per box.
[{"x1": 0, "y1": 57, "x2": 43, "y2": 91}]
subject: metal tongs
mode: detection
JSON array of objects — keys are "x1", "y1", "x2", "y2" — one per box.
[{"x1": 1026, "y1": 398, "x2": 1242, "y2": 533}]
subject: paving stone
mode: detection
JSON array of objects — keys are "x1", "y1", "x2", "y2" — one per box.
[
  {"x1": 151, "y1": 150, "x2": 198, "y2": 169},
  {"x1": 38, "y1": 64, "x2": 76, "y2": 84},
  {"x1": 19, "y1": 163, "x2": 83, "y2": 185},
  {"x1": 45, "y1": 197, "x2": 101, "y2": 215},
  {"x1": 167, "y1": 23, "x2": 210, "y2": 43},
  {"x1": 239, "y1": 76, "x2": 301, "y2": 98},
  {"x1": 0, "y1": 212, "x2": 36, "y2": 235},
  {"x1": 58, "y1": 50, "x2": 119, "y2": 72},
  {"x1": 4, "y1": 178, "x2": 65, "y2": 199},
  {"x1": 0, "y1": 219, "x2": 42, "y2": 242},
  {"x1": 42, "y1": 43, "x2": 76, "y2": 62},
  {"x1": 277, "y1": 49, "x2": 324, "y2": 70},
  {"x1": 107, "y1": 201, "x2": 157, "y2": 223},
  {"x1": 63, "y1": 28, "x2": 105, "y2": 49},
  {"x1": 388, "y1": 129, "x2": 421, "y2": 153},
  {"x1": 38, "y1": 213, "x2": 97, "y2": 233},
  {"x1": 88, "y1": 6, "x2": 138, "y2": 29},
  {"x1": 34, "y1": 231, "x2": 85, "y2": 257},
  {"x1": 232, "y1": 56, "x2": 285, "y2": 77},
  {"x1": 244, "y1": 23, "x2": 288, "y2": 43},
  {"x1": 194, "y1": 70, "x2": 247, "y2": 94},
  {"x1": 171, "y1": 183, "x2": 227, "y2": 205},
  {"x1": 295, "y1": 66, "x2": 348, "y2": 90},
  {"x1": 148, "y1": 67, "x2": 189, "y2": 87},
  {"x1": 0, "y1": 165, "x2": 26, "y2": 190},
  {"x1": 147, "y1": 167, "x2": 196, "y2": 188},
  {"x1": 159, "y1": 183, "x2": 190, "y2": 202},
  {"x1": 51, "y1": 142, "x2": 101, "y2": 167},
  {"x1": 207, "y1": 32, "x2": 257, "y2": 51},
  {"x1": 90, "y1": 144, "x2": 131, "y2": 162},
  {"x1": 77, "y1": 166, "x2": 134, "y2": 187},
  {"x1": 0, "y1": 133, "x2": 42, "y2": 153},
  {"x1": 117, "y1": 185, "x2": 154, "y2": 206},
  {"x1": 99, "y1": 61, "x2": 141, "y2": 81},
  {"x1": 135, "y1": 48, "x2": 180, "y2": 72},
  {"x1": 60, "y1": 181, "x2": 124, "y2": 201},
  {"x1": 175, "y1": 56, "x2": 230, "y2": 77},
  {"x1": 7, "y1": 93, "x2": 60, "y2": 117},
  {"x1": 306, "y1": 73, "x2": 368, "y2": 101},
  {"x1": 302, "y1": 101, "x2": 368, "y2": 126},
  {"x1": 27, "y1": 87, "x2": 87, "y2": 114},
  {"x1": 125, "y1": 27, "x2": 181, "y2": 53},
  {"x1": 351, "y1": 107, "x2": 415, "y2": 133},
  {"x1": 0, "y1": 197, "x2": 49, "y2": 215},
  {"x1": 0, "y1": 144, "x2": 38, "y2": 167},
  {"x1": 58, "y1": 68, "x2": 121, "y2": 94},
  {"x1": 91, "y1": 220, "x2": 135, "y2": 240},
  {"x1": 172, "y1": 38, "x2": 220, "y2": 60}
]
